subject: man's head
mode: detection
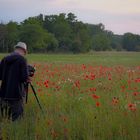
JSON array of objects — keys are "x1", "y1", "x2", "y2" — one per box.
[{"x1": 14, "y1": 42, "x2": 27, "y2": 56}]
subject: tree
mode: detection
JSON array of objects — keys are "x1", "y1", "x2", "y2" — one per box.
[
  {"x1": 111, "y1": 35, "x2": 123, "y2": 51},
  {"x1": 70, "y1": 21, "x2": 92, "y2": 53},
  {"x1": 92, "y1": 33, "x2": 111, "y2": 51},
  {"x1": 44, "y1": 13, "x2": 73, "y2": 52},
  {"x1": 44, "y1": 33, "x2": 58, "y2": 52},
  {"x1": 88, "y1": 23, "x2": 105, "y2": 35},
  {"x1": 21, "y1": 14, "x2": 44, "y2": 26},
  {"x1": 53, "y1": 21, "x2": 72, "y2": 51},
  {"x1": 0, "y1": 24, "x2": 8, "y2": 52},
  {"x1": 67, "y1": 13, "x2": 77, "y2": 23},
  {"x1": 6, "y1": 21, "x2": 19, "y2": 52},
  {"x1": 19, "y1": 24, "x2": 53, "y2": 52},
  {"x1": 123, "y1": 33, "x2": 140, "y2": 51},
  {"x1": 1, "y1": 13, "x2": 140, "y2": 53}
]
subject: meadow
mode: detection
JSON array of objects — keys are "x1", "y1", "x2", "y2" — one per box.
[{"x1": 0, "y1": 52, "x2": 140, "y2": 140}]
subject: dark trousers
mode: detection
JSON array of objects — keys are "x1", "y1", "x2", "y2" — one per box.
[{"x1": 0, "y1": 99, "x2": 24, "y2": 121}]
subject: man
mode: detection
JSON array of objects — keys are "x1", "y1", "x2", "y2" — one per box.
[{"x1": 0, "y1": 42, "x2": 28, "y2": 121}]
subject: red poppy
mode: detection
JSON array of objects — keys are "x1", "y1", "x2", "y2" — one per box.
[
  {"x1": 92, "y1": 94, "x2": 100, "y2": 99},
  {"x1": 96, "y1": 102, "x2": 100, "y2": 107},
  {"x1": 128, "y1": 103, "x2": 136, "y2": 111}
]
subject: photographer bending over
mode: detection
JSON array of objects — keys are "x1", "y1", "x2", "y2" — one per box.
[{"x1": 0, "y1": 42, "x2": 29, "y2": 121}]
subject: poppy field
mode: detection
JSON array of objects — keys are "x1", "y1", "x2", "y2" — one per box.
[{"x1": 0, "y1": 52, "x2": 140, "y2": 140}]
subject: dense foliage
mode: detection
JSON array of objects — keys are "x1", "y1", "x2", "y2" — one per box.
[{"x1": 0, "y1": 13, "x2": 140, "y2": 53}]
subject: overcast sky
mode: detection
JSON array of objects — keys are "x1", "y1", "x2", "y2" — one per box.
[{"x1": 0, "y1": 0, "x2": 140, "y2": 35}]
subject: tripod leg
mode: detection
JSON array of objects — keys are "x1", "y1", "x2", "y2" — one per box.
[
  {"x1": 25, "y1": 83, "x2": 29, "y2": 103},
  {"x1": 29, "y1": 83, "x2": 44, "y2": 114}
]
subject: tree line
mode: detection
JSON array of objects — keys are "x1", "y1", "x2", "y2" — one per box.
[{"x1": 0, "y1": 13, "x2": 140, "y2": 53}]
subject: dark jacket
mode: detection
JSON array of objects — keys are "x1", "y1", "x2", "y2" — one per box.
[{"x1": 0, "y1": 52, "x2": 28, "y2": 100}]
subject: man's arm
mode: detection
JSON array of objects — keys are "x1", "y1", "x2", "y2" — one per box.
[
  {"x1": 20, "y1": 58, "x2": 28, "y2": 83},
  {"x1": 0, "y1": 61, "x2": 1, "y2": 80},
  {"x1": 0, "y1": 61, "x2": 1, "y2": 86},
  {"x1": 0, "y1": 59, "x2": 4, "y2": 80}
]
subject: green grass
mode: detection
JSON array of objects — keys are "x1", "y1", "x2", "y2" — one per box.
[
  {"x1": 27, "y1": 52, "x2": 140, "y2": 66},
  {"x1": 1, "y1": 52, "x2": 140, "y2": 66},
  {"x1": 0, "y1": 52, "x2": 140, "y2": 140}
]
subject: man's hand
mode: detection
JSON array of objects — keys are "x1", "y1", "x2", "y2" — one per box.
[{"x1": 27, "y1": 77, "x2": 32, "y2": 83}]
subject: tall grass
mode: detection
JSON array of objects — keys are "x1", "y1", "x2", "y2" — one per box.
[{"x1": 0, "y1": 52, "x2": 140, "y2": 140}]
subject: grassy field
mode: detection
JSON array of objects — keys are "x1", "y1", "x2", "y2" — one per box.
[
  {"x1": 0, "y1": 52, "x2": 140, "y2": 140},
  {"x1": 29, "y1": 52, "x2": 140, "y2": 66},
  {"x1": 1, "y1": 52, "x2": 140, "y2": 66}
]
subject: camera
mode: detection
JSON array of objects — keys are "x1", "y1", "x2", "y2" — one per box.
[{"x1": 27, "y1": 65, "x2": 35, "y2": 77}]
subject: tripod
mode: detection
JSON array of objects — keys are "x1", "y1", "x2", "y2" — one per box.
[{"x1": 25, "y1": 82, "x2": 44, "y2": 114}]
